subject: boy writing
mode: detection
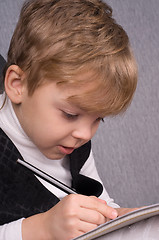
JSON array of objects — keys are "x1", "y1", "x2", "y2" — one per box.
[{"x1": 0, "y1": 0, "x2": 137, "y2": 239}]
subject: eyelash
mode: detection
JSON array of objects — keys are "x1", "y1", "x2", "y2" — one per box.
[
  {"x1": 62, "y1": 111, "x2": 78, "y2": 120},
  {"x1": 97, "y1": 117, "x2": 105, "y2": 123},
  {"x1": 62, "y1": 111, "x2": 104, "y2": 122}
]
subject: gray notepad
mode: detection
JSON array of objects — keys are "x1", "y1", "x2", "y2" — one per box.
[{"x1": 73, "y1": 203, "x2": 159, "y2": 240}]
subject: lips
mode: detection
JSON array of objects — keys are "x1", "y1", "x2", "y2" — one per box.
[{"x1": 58, "y1": 145, "x2": 75, "y2": 155}]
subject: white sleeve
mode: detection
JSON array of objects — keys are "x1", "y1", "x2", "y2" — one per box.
[
  {"x1": 0, "y1": 218, "x2": 24, "y2": 240},
  {"x1": 80, "y1": 150, "x2": 120, "y2": 208}
]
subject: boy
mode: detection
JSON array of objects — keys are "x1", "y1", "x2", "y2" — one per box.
[{"x1": 0, "y1": 0, "x2": 137, "y2": 239}]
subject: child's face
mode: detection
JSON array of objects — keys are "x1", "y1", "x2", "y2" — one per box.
[{"x1": 14, "y1": 80, "x2": 102, "y2": 160}]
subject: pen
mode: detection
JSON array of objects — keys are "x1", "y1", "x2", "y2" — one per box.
[{"x1": 17, "y1": 158, "x2": 77, "y2": 195}]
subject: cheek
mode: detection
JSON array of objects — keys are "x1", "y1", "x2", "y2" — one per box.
[
  {"x1": 27, "y1": 116, "x2": 66, "y2": 145},
  {"x1": 19, "y1": 101, "x2": 70, "y2": 146},
  {"x1": 92, "y1": 122, "x2": 100, "y2": 137},
  {"x1": 19, "y1": 106, "x2": 52, "y2": 143}
]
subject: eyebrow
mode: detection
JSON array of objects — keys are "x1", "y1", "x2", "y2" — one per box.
[{"x1": 59, "y1": 99, "x2": 82, "y2": 112}]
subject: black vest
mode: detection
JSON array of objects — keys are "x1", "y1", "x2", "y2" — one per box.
[{"x1": 0, "y1": 128, "x2": 103, "y2": 224}]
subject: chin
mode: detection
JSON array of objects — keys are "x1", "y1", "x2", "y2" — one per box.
[{"x1": 43, "y1": 152, "x2": 66, "y2": 160}]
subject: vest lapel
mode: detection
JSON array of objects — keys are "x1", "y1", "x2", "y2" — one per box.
[{"x1": 69, "y1": 141, "x2": 103, "y2": 197}]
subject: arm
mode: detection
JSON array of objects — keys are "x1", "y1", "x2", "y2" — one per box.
[{"x1": 0, "y1": 219, "x2": 23, "y2": 240}]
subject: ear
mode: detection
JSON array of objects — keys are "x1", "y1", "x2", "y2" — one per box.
[{"x1": 4, "y1": 65, "x2": 26, "y2": 104}]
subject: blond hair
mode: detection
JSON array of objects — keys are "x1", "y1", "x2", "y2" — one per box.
[{"x1": 5, "y1": 0, "x2": 137, "y2": 116}]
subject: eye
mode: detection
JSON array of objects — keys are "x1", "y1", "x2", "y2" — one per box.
[
  {"x1": 96, "y1": 117, "x2": 105, "y2": 122},
  {"x1": 62, "y1": 111, "x2": 78, "y2": 120}
]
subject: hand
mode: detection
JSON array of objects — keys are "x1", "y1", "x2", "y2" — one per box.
[
  {"x1": 22, "y1": 194, "x2": 118, "y2": 240},
  {"x1": 105, "y1": 207, "x2": 140, "y2": 222},
  {"x1": 116, "y1": 207, "x2": 140, "y2": 217}
]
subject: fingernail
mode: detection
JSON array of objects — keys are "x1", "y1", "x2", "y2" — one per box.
[
  {"x1": 98, "y1": 199, "x2": 107, "y2": 204},
  {"x1": 111, "y1": 210, "x2": 118, "y2": 218}
]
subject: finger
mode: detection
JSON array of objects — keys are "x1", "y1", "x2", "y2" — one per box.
[
  {"x1": 90, "y1": 196, "x2": 106, "y2": 204},
  {"x1": 78, "y1": 220, "x2": 98, "y2": 233},
  {"x1": 79, "y1": 195, "x2": 118, "y2": 220},
  {"x1": 116, "y1": 207, "x2": 139, "y2": 217},
  {"x1": 78, "y1": 208, "x2": 106, "y2": 225},
  {"x1": 71, "y1": 230, "x2": 86, "y2": 239}
]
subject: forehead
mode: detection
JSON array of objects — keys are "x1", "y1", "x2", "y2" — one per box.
[
  {"x1": 56, "y1": 69, "x2": 102, "y2": 95},
  {"x1": 56, "y1": 70, "x2": 112, "y2": 117},
  {"x1": 57, "y1": 72, "x2": 98, "y2": 100}
]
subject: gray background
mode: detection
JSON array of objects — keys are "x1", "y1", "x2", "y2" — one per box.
[{"x1": 0, "y1": 0, "x2": 159, "y2": 208}]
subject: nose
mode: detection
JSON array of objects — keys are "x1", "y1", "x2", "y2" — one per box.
[{"x1": 72, "y1": 125, "x2": 94, "y2": 142}]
